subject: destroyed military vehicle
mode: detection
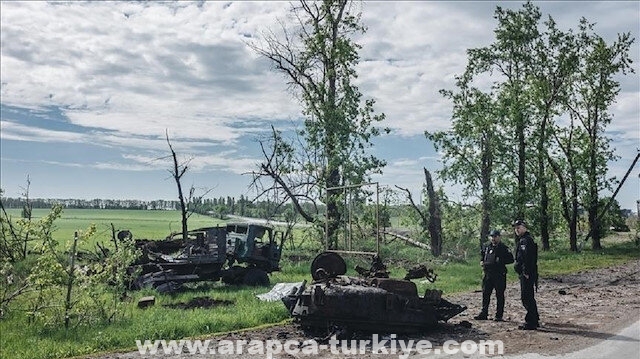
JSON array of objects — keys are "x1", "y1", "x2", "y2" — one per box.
[
  {"x1": 130, "y1": 223, "x2": 284, "y2": 292},
  {"x1": 282, "y1": 252, "x2": 466, "y2": 333}
]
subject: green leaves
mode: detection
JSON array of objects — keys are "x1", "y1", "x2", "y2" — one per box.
[
  {"x1": 252, "y1": 1, "x2": 387, "y2": 247},
  {"x1": 427, "y1": 2, "x2": 635, "y2": 248}
]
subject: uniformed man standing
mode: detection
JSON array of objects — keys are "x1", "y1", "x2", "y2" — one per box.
[
  {"x1": 513, "y1": 220, "x2": 540, "y2": 330},
  {"x1": 474, "y1": 229, "x2": 514, "y2": 321}
]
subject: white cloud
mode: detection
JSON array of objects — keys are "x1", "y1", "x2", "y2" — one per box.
[
  {"x1": 0, "y1": 120, "x2": 86, "y2": 143},
  {"x1": 120, "y1": 151, "x2": 259, "y2": 175},
  {"x1": 1, "y1": 1, "x2": 638, "y2": 207},
  {"x1": 1, "y1": 1, "x2": 300, "y2": 146},
  {"x1": 609, "y1": 91, "x2": 640, "y2": 140},
  {"x1": 2, "y1": 1, "x2": 637, "y2": 144},
  {"x1": 356, "y1": 2, "x2": 495, "y2": 136}
]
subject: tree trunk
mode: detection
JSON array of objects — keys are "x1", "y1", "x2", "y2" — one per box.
[
  {"x1": 479, "y1": 133, "x2": 493, "y2": 248},
  {"x1": 325, "y1": 157, "x2": 341, "y2": 249},
  {"x1": 166, "y1": 131, "x2": 189, "y2": 240},
  {"x1": 325, "y1": 12, "x2": 341, "y2": 250},
  {"x1": 538, "y1": 116, "x2": 550, "y2": 250},
  {"x1": 424, "y1": 168, "x2": 442, "y2": 257},
  {"x1": 547, "y1": 154, "x2": 579, "y2": 251},
  {"x1": 588, "y1": 134, "x2": 602, "y2": 250},
  {"x1": 177, "y1": 176, "x2": 188, "y2": 240},
  {"x1": 480, "y1": 196, "x2": 491, "y2": 250},
  {"x1": 569, "y1": 192, "x2": 578, "y2": 251},
  {"x1": 517, "y1": 120, "x2": 527, "y2": 222},
  {"x1": 540, "y1": 180, "x2": 550, "y2": 250}
]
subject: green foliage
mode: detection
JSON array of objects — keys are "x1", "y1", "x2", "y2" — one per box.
[
  {"x1": 1, "y1": 205, "x2": 142, "y2": 330},
  {"x1": 0, "y1": 261, "x2": 29, "y2": 318},
  {"x1": 75, "y1": 235, "x2": 140, "y2": 325},
  {"x1": 0, "y1": 204, "x2": 63, "y2": 319},
  {"x1": 251, "y1": 0, "x2": 388, "y2": 249},
  {"x1": 426, "y1": 2, "x2": 635, "y2": 250},
  {"x1": 570, "y1": 18, "x2": 635, "y2": 248}
]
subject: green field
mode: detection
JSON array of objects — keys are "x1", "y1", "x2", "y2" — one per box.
[
  {"x1": 1, "y1": 208, "x2": 639, "y2": 359},
  {"x1": 3, "y1": 208, "x2": 223, "y2": 249}
]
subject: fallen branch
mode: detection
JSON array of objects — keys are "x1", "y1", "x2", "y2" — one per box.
[{"x1": 383, "y1": 231, "x2": 430, "y2": 250}]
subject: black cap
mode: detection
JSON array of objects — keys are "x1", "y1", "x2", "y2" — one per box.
[
  {"x1": 489, "y1": 229, "x2": 501, "y2": 237},
  {"x1": 512, "y1": 219, "x2": 526, "y2": 227}
]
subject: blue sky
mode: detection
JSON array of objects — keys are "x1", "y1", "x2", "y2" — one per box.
[{"x1": 1, "y1": 1, "x2": 638, "y2": 210}]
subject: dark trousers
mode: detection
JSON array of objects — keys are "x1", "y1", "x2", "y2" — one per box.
[
  {"x1": 481, "y1": 271, "x2": 506, "y2": 318},
  {"x1": 519, "y1": 275, "x2": 539, "y2": 325}
]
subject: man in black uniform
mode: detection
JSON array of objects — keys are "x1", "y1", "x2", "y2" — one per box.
[
  {"x1": 513, "y1": 220, "x2": 540, "y2": 330},
  {"x1": 474, "y1": 229, "x2": 514, "y2": 321}
]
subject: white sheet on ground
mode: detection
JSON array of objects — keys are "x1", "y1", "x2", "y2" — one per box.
[{"x1": 256, "y1": 282, "x2": 304, "y2": 302}]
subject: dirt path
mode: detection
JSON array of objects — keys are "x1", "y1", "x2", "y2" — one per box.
[
  {"x1": 448, "y1": 258, "x2": 640, "y2": 356},
  {"x1": 92, "y1": 259, "x2": 640, "y2": 358}
]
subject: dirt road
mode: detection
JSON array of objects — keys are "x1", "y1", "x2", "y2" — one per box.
[{"x1": 92, "y1": 258, "x2": 640, "y2": 358}]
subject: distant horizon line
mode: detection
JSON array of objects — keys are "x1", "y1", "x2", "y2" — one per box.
[{"x1": 0, "y1": 195, "x2": 254, "y2": 202}]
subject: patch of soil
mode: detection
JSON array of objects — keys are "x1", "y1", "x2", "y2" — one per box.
[
  {"x1": 163, "y1": 296, "x2": 234, "y2": 310},
  {"x1": 444, "y1": 258, "x2": 640, "y2": 356}
]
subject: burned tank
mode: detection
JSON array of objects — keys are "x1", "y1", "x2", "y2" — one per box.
[{"x1": 282, "y1": 252, "x2": 466, "y2": 333}]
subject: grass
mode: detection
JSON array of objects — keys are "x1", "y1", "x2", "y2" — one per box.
[
  {"x1": 1, "y1": 209, "x2": 639, "y2": 359},
  {"x1": 0, "y1": 285, "x2": 289, "y2": 359},
  {"x1": 3, "y1": 208, "x2": 223, "y2": 250}
]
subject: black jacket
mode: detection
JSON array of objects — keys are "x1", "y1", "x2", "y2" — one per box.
[
  {"x1": 514, "y1": 231, "x2": 538, "y2": 278},
  {"x1": 481, "y1": 241, "x2": 514, "y2": 273}
]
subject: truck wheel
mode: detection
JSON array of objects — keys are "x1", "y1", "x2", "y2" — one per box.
[
  {"x1": 222, "y1": 265, "x2": 244, "y2": 285},
  {"x1": 243, "y1": 268, "x2": 269, "y2": 286}
]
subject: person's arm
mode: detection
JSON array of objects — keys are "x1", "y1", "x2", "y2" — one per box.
[
  {"x1": 523, "y1": 237, "x2": 536, "y2": 278},
  {"x1": 501, "y1": 244, "x2": 515, "y2": 265}
]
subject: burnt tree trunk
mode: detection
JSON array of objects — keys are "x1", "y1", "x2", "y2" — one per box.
[
  {"x1": 166, "y1": 131, "x2": 189, "y2": 240},
  {"x1": 424, "y1": 168, "x2": 442, "y2": 257}
]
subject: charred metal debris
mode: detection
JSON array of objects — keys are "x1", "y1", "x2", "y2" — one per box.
[
  {"x1": 282, "y1": 252, "x2": 466, "y2": 333},
  {"x1": 129, "y1": 223, "x2": 284, "y2": 293}
]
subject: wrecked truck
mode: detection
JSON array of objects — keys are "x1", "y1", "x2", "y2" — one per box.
[
  {"x1": 130, "y1": 223, "x2": 284, "y2": 292},
  {"x1": 282, "y1": 252, "x2": 466, "y2": 333}
]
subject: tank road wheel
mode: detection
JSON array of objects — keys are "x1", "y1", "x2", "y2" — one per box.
[
  {"x1": 310, "y1": 252, "x2": 347, "y2": 280},
  {"x1": 243, "y1": 268, "x2": 270, "y2": 287}
]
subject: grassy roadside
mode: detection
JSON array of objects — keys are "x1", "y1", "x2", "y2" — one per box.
[
  {"x1": 4, "y1": 240, "x2": 638, "y2": 359},
  {"x1": 1, "y1": 209, "x2": 638, "y2": 359}
]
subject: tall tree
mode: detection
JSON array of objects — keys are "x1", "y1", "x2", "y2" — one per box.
[
  {"x1": 465, "y1": 3, "x2": 541, "y2": 223},
  {"x1": 529, "y1": 17, "x2": 578, "y2": 250},
  {"x1": 165, "y1": 131, "x2": 190, "y2": 240},
  {"x1": 567, "y1": 19, "x2": 635, "y2": 249},
  {"x1": 547, "y1": 115, "x2": 584, "y2": 251},
  {"x1": 427, "y1": 74, "x2": 502, "y2": 246},
  {"x1": 251, "y1": 0, "x2": 387, "y2": 249}
]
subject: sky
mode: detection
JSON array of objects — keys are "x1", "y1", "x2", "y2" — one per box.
[{"x1": 1, "y1": 1, "x2": 639, "y2": 211}]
